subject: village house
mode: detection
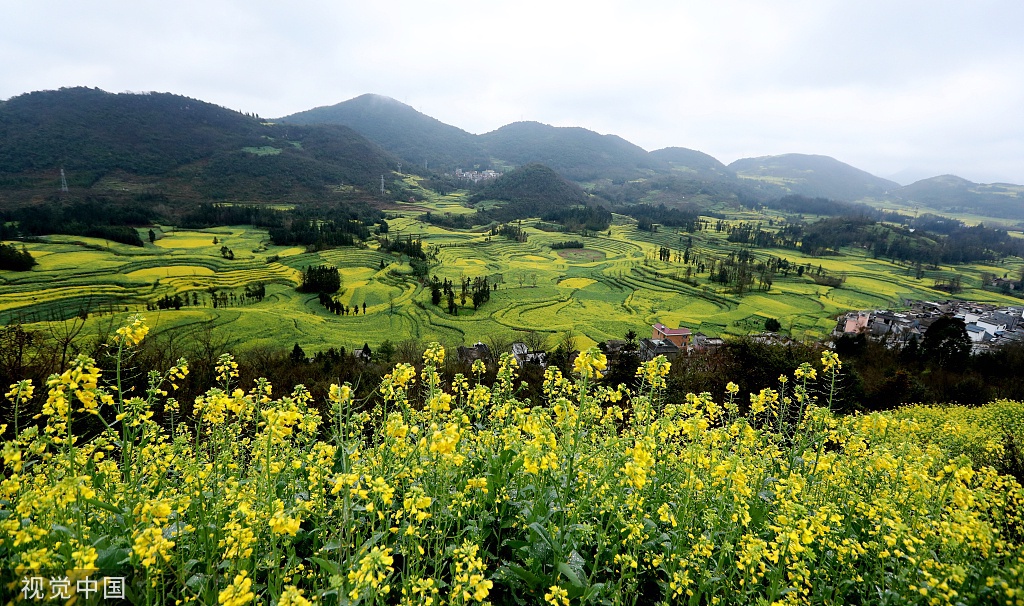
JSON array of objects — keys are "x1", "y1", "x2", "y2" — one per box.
[
  {"x1": 691, "y1": 332, "x2": 725, "y2": 352},
  {"x1": 639, "y1": 337, "x2": 679, "y2": 361},
  {"x1": 511, "y1": 342, "x2": 547, "y2": 367},
  {"x1": 456, "y1": 342, "x2": 490, "y2": 365},
  {"x1": 651, "y1": 323, "x2": 692, "y2": 347},
  {"x1": 835, "y1": 300, "x2": 1024, "y2": 351}
]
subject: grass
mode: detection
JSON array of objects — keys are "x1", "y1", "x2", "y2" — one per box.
[{"x1": 241, "y1": 146, "x2": 282, "y2": 156}]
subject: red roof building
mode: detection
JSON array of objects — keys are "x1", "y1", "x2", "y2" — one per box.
[{"x1": 652, "y1": 323, "x2": 692, "y2": 347}]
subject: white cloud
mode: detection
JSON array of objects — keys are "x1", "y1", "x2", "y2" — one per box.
[{"x1": 1, "y1": 0, "x2": 1022, "y2": 183}]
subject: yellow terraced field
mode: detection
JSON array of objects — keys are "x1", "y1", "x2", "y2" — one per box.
[
  {"x1": 125, "y1": 266, "x2": 217, "y2": 279},
  {"x1": 3, "y1": 191, "x2": 1022, "y2": 353}
]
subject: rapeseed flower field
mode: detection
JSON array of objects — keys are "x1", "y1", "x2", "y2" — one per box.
[{"x1": 1, "y1": 316, "x2": 1022, "y2": 605}]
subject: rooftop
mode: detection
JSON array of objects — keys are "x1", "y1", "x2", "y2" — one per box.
[{"x1": 652, "y1": 323, "x2": 691, "y2": 336}]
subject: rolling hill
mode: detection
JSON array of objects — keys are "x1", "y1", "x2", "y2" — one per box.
[
  {"x1": 279, "y1": 96, "x2": 667, "y2": 183},
  {"x1": 470, "y1": 163, "x2": 590, "y2": 208},
  {"x1": 728, "y1": 153, "x2": 900, "y2": 202},
  {"x1": 888, "y1": 175, "x2": 1024, "y2": 221},
  {"x1": 649, "y1": 147, "x2": 736, "y2": 181},
  {"x1": 478, "y1": 121, "x2": 666, "y2": 182},
  {"x1": 0, "y1": 87, "x2": 397, "y2": 206}
]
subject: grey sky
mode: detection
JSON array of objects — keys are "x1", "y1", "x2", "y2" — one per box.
[{"x1": 2, "y1": 0, "x2": 1023, "y2": 184}]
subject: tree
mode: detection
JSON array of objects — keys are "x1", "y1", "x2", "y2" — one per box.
[
  {"x1": 921, "y1": 316, "x2": 971, "y2": 369},
  {"x1": 290, "y1": 343, "x2": 306, "y2": 363},
  {"x1": 605, "y1": 329, "x2": 640, "y2": 387},
  {"x1": 376, "y1": 340, "x2": 396, "y2": 365},
  {"x1": 0, "y1": 243, "x2": 37, "y2": 271},
  {"x1": 299, "y1": 265, "x2": 341, "y2": 293},
  {"x1": 522, "y1": 331, "x2": 547, "y2": 356},
  {"x1": 765, "y1": 318, "x2": 782, "y2": 333},
  {"x1": 148, "y1": 229, "x2": 156, "y2": 244}
]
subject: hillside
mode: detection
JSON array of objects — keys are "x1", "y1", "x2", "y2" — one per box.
[
  {"x1": 0, "y1": 87, "x2": 397, "y2": 206},
  {"x1": 478, "y1": 121, "x2": 666, "y2": 182},
  {"x1": 277, "y1": 93, "x2": 489, "y2": 172},
  {"x1": 889, "y1": 175, "x2": 1024, "y2": 221},
  {"x1": 728, "y1": 153, "x2": 899, "y2": 202},
  {"x1": 649, "y1": 146, "x2": 736, "y2": 180},
  {"x1": 470, "y1": 163, "x2": 589, "y2": 207}
]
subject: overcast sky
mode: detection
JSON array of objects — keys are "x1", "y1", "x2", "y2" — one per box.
[{"x1": 3, "y1": 0, "x2": 1023, "y2": 184}]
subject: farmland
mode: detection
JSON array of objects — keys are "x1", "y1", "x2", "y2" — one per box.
[{"x1": 2, "y1": 183, "x2": 1022, "y2": 354}]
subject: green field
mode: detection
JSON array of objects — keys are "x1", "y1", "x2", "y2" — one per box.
[{"x1": 3, "y1": 187, "x2": 1022, "y2": 354}]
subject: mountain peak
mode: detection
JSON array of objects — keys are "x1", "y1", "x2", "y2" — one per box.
[{"x1": 276, "y1": 94, "x2": 487, "y2": 171}]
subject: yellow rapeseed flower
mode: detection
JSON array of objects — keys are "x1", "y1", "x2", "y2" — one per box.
[
  {"x1": 218, "y1": 570, "x2": 254, "y2": 606},
  {"x1": 821, "y1": 350, "x2": 841, "y2": 372},
  {"x1": 278, "y1": 585, "x2": 312, "y2": 606},
  {"x1": 114, "y1": 314, "x2": 149, "y2": 347},
  {"x1": 423, "y1": 342, "x2": 445, "y2": 366},
  {"x1": 269, "y1": 500, "x2": 302, "y2": 536},
  {"x1": 573, "y1": 347, "x2": 607, "y2": 380},
  {"x1": 545, "y1": 585, "x2": 570, "y2": 606}
]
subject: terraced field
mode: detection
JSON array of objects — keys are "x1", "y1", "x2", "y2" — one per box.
[{"x1": 2, "y1": 191, "x2": 1022, "y2": 354}]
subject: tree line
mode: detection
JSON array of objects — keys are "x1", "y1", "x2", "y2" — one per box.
[{"x1": 5, "y1": 315, "x2": 1024, "y2": 450}]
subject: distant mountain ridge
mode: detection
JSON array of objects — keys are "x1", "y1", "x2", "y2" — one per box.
[
  {"x1": 729, "y1": 153, "x2": 900, "y2": 202},
  {"x1": 279, "y1": 97, "x2": 667, "y2": 182},
  {"x1": 2, "y1": 88, "x2": 1021, "y2": 222}
]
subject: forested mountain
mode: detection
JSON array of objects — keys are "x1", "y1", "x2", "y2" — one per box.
[
  {"x1": 280, "y1": 95, "x2": 668, "y2": 183},
  {"x1": 277, "y1": 94, "x2": 489, "y2": 172},
  {"x1": 478, "y1": 121, "x2": 666, "y2": 182},
  {"x1": 0, "y1": 87, "x2": 397, "y2": 206},
  {"x1": 889, "y1": 175, "x2": 1024, "y2": 221},
  {"x1": 728, "y1": 153, "x2": 900, "y2": 202}
]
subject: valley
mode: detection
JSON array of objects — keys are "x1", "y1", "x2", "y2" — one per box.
[{"x1": 3, "y1": 177, "x2": 1020, "y2": 355}]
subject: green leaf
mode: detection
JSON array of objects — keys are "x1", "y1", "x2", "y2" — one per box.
[
  {"x1": 557, "y1": 562, "x2": 584, "y2": 588},
  {"x1": 528, "y1": 522, "x2": 554, "y2": 550},
  {"x1": 503, "y1": 563, "x2": 545, "y2": 589},
  {"x1": 310, "y1": 556, "x2": 342, "y2": 578}
]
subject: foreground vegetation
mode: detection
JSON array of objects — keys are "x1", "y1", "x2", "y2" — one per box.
[{"x1": 2, "y1": 318, "x2": 1022, "y2": 604}]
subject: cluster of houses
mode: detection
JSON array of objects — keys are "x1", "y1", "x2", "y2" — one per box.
[
  {"x1": 453, "y1": 168, "x2": 502, "y2": 183},
  {"x1": 456, "y1": 341, "x2": 547, "y2": 367},
  {"x1": 453, "y1": 299, "x2": 1024, "y2": 370},
  {"x1": 455, "y1": 323, "x2": 726, "y2": 368},
  {"x1": 634, "y1": 323, "x2": 725, "y2": 360},
  {"x1": 834, "y1": 300, "x2": 1024, "y2": 353}
]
